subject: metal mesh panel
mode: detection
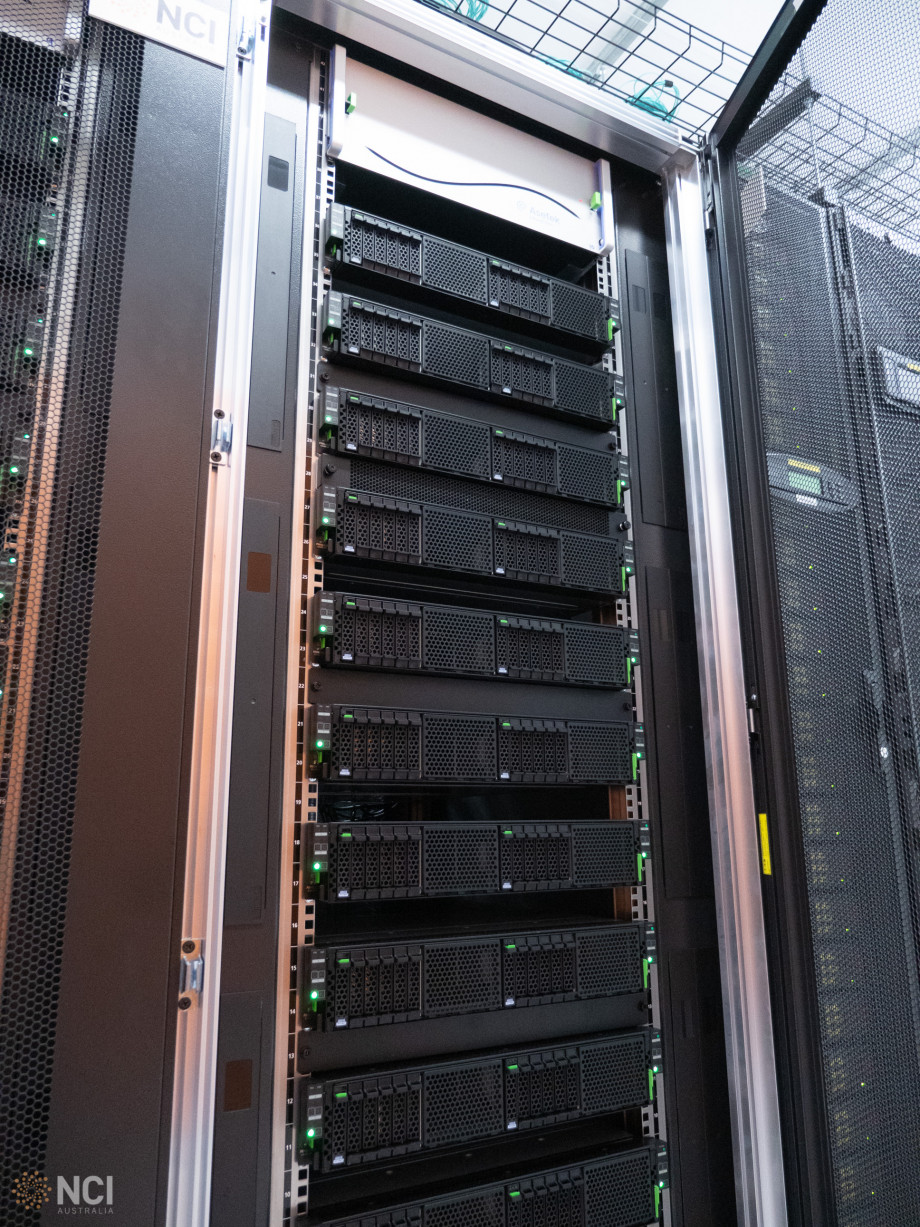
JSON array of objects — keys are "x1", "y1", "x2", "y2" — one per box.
[
  {"x1": 553, "y1": 363, "x2": 612, "y2": 425},
  {"x1": 578, "y1": 1034, "x2": 649, "y2": 1114},
  {"x1": 340, "y1": 299, "x2": 422, "y2": 368},
  {"x1": 423, "y1": 321, "x2": 488, "y2": 385},
  {"x1": 0, "y1": 15, "x2": 142, "y2": 1215},
  {"x1": 571, "y1": 824, "x2": 636, "y2": 887},
  {"x1": 551, "y1": 281, "x2": 607, "y2": 343},
  {"x1": 337, "y1": 493, "x2": 422, "y2": 562},
  {"x1": 424, "y1": 411, "x2": 491, "y2": 478},
  {"x1": 732, "y1": 5, "x2": 920, "y2": 1217},
  {"x1": 584, "y1": 1151, "x2": 654, "y2": 1227},
  {"x1": 568, "y1": 722, "x2": 631, "y2": 783},
  {"x1": 423, "y1": 506, "x2": 492, "y2": 572},
  {"x1": 338, "y1": 602, "x2": 422, "y2": 667},
  {"x1": 423, "y1": 1063, "x2": 503, "y2": 1145},
  {"x1": 423, "y1": 938, "x2": 501, "y2": 1017},
  {"x1": 424, "y1": 714, "x2": 496, "y2": 780},
  {"x1": 422, "y1": 606, "x2": 494, "y2": 674},
  {"x1": 422, "y1": 825, "x2": 498, "y2": 893},
  {"x1": 560, "y1": 532, "x2": 622, "y2": 594},
  {"x1": 556, "y1": 445, "x2": 617, "y2": 504},
  {"x1": 424, "y1": 237, "x2": 487, "y2": 300},
  {"x1": 496, "y1": 618, "x2": 565, "y2": 681},
  {"x1": 564, "y1": 623, "x2": 628, "y2": 687}
]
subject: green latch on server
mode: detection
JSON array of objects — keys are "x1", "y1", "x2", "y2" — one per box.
[
  {"x1": 590, "y1": 190, "x2": 602, "y2": 211},
  {"x1": 655, "y1": 1185, "x2": 661, "y2": 1219},
  {"x1": 637, "y1": 852, "x2": 644, "y2": 884},
  {"x1": 643, "y1": 957, "x2": 650, "y2": 989},
  {"x1": 345, "y1": 92, "x2": 357, "y2": 114},
  {"x1": 607, "y1": 317, "x2": 619, "y2": 340},
  {"x1": 648, "y1": 1068, "x2": 655, "y2": 1101}
]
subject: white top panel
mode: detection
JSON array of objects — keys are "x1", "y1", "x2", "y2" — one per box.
[{"x1": 336, "y1": 60, "x2": 604, "y2": 254}]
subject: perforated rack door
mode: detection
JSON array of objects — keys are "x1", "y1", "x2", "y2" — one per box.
[
  {"x1": 313, "y1": 706, "x2": 634, "y2": 783},
  {"x1": 328, "y1": 204, "x2": 615, "y2": 346},
  {"x1": 325, "y1": 294, "x2": 616, "y2": 427},
  {"x1": 311, "y1": 821, "x2": 640, "y2": 900},
  {"x1": 308, "y1": 1143, "x2": 659, "y2": 1227},
  {"x1": 302, "y1": 1032, "x2": 653, "y2": 1170},
  {"x1": 306, "y1": 924, "x2": 645, "y2": 1031},
  {"x1": 0, "y1": 17, "x2": 147, "y2": 1219}
]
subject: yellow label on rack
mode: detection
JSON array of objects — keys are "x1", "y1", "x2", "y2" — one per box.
[
  {"x1": 758, "y1": 813, "x2": 773, "y2": 876},
  {"x1": 787, "y1": 459, "x2": 821, "y2": 473}
]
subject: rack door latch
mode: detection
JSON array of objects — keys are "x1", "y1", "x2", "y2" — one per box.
[
  {"x1": 178, "y1": 938, "x2": 204, "y2": 1011},
  {"x1": 210, "y1": 411, "x2": 232, "y2": 466}
]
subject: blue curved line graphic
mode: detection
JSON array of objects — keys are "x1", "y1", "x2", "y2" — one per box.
[{"x1": 365, "y1": 147, "x2": 580, "y2": 219}]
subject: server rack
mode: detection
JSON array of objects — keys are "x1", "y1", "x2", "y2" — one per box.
[{"x1": 708, "y1": 1, "x2": 920, "y2": 1224}]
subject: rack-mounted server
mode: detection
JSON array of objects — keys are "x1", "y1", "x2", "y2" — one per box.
[
  {"x1": 322, "y1": 293, "x2": 624, "y2": 426},
  {"x1": 313, "y1": 592, "x2": 638, "y2": 687},
  {"x1": 304, "y1": 922, "x2": 654, "y2": 1033},
  {"x1": 300, "y1": 1029, "x2": 660, "y2": 1169},
  {"x1": 311, "y1": 704, "x2": 641, "y2": 783},
  {"x1": 317, "y1": 487, "x2": 632, "y2": 595},
  {"x1": 321, "y1": 387, "x2": 628, "y2": 507},
  {"x1": 304, "y1": 1141, "x2": 667, "y2": 1227},
  {"x1": 308, "y1": 820, "x2": 649, "y2": 901},
  {"x1": 326, "y1": 204, "x2": 618, "y2": 350}
]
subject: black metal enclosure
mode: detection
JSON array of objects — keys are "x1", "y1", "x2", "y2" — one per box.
[{"x1": 709, "y1": 1, "x2": 920, "y2": 1224}]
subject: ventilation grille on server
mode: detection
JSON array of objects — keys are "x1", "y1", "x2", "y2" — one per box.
[
  {"x1": 308, "y1": 1146, "x2": 657, "y2": 1227},
  {"x1": 313, "y1": 707, "x2": 634, "y2": 783},
  {"x1": 307, "y1": 924, "x2": 645, "y2": 1031},
  {"x1": 327, "y1": 205, "x2": 614, "y2": 345},
  {"x1": 324, "y1": 389, "x2": 621, "y2": 506},
  {"x1": 317, "y1": 594, "x2": 630, "y2": 688},
  {"x1": 325, "y1": 295, "x2": 615, "y2": 426},
  {"x1": 324, "y1": 491, "x2": 625, "y2": 594},
  {"x1": 0, "y1": 22, "x2": 143, "y2": 1220},
  {"x1": 304, "y1": 1032, "x2": 652, "y2": 1170},
  {"x1": 312, "y1": 821, "x2": 640, "y2": 900}
]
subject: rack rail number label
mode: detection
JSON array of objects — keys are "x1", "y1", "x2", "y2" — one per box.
[{"x1": 88, "y1": 0, "x2": 230, "y2": 67}]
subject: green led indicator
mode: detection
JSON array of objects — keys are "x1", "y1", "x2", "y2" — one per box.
[
  {"x1": 495, "y1": 429, "x2": 504, "y2": 436},
  {"x1": 505, "y1": 943, "x2": 516, "y2": 950},
  {"x1": 50, "y1": 135, "x2": 59, "y2": 144},
  {"x1": 307, "y1": 1129, "x2": 315, "y2": 1138},
  {"x1": 321, "y1": 516, "x2": 330, "y2": 525},
  {"x1": 335, "y1": 1091, "x2": 348, "y2": 1098},
  {"x1": 315, "y1": 739, "x2": 326, "y2": 749},
  {"x1": 503, "y1": 829, "x2": 513, "y2": 835},
  {"x1": 502, "y1": 722, "x2": 511, "y2": 728},
  {"x1": 36, "y1": 237, "x2": 47, "y2": 247},
  {"x1": 340, "y1": 831, "x2": 352, "y2": 838},
  {"x1": 313, "y1": 861, "x2": 322, "y2": 871},
  {"x1": 499, "y1": 619, "x2": 509, "y2": 624},
  {"x1": 509, "y1": 1191, "x2": 521, "y2": 1199},
  {"x1": 23, "y1": 433, "x2": 30, "y2": 440},
  {"x1": 8, "y1": 558, "x2": 16, "y2": 565},
  {"x1": 346, "y1": 600, "x2": 356, "y2": 606},
  {"x1": 310, "y1": 991, "x2": 319, "y2": 1000},
  {"x1": 507, "y1": 1064, "x2": 518, "y2": 1070},
  {"x1": 347, "y1": 495, "x2": 358, "y2": 502},
  {"x1": 10, "y1": 466, "x2": 19, "y2": 475},
  {"x1": 343, "y1": 713, "x2": 354, "y2": 720},
  {"x1": 318, "y1": 624, "x2": 328, "y2": 632},
  {"x1": 337, "y1": 958, "x2": 351, "y2": 965},
  {"x1": 22, "y1": 347, "x2": 34, "y2": 357}
]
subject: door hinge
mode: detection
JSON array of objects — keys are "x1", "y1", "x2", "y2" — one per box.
[
  {"x1": 210, "y1": 411, "x2": 233, "y2": 466},
  {"x1": 178, "y1": 938, "x2": 204, "y2": 1011},
  {"x1": 237, "y1": 15, "x2": 256, "y2": 60}
]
